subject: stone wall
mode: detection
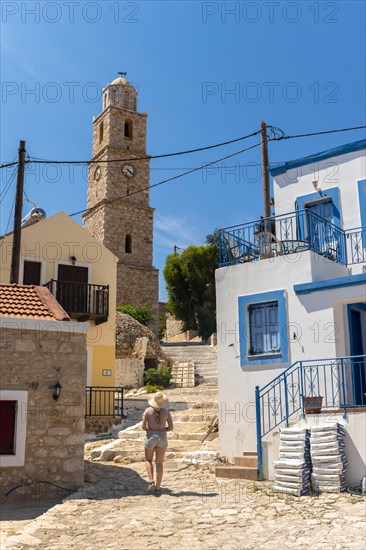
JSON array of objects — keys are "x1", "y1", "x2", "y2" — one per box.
[
  {"x1": 0, "y1": 326, "x2": 87, "y2": 500},
  {"x1": 115, "y1": 357, "x2": 144, "y2": 388},
  {"x1": 117, "y1": 264, "x2": 159, "y2": 333},
  {"x1": 115, "y1": 312, "x2": 167, "y2": 388},
  {"x1": 165, "y1": 314, "x2": 184, "y2": 340},
  {"x1": 85, "y1": 416, "x2": 120, "y2": 435}
]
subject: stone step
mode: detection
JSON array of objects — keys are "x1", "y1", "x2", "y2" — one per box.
[
  {"x1": 243, "y1": 451, "x2": 257, "y2": 457},
  {"x1": 170, "y1": 432, "x2": 205, "y2": 441},
  {"x1": 215, "y1": 465, "x2": 258, "y2": 481},
  {"x1": 233, "y1": 456, "x2": 258, "y2": 468},
  {"x1": 170, "y1": 421, "x2": 211, "y2": 431}
]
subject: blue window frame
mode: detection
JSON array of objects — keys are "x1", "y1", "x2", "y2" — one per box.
[
  {"x1": 248, "y1": 301, "x2": 280, "y2": 355},
  {"x1": 238, "y1": 290, "x2": 289, "y2": 366}
]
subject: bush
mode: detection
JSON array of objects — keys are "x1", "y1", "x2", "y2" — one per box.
[
  {"x1": 144, "y1": 384, "x2": 164, "y2": 393},
  {"x1": 143, "y1": 366, "x2": 171, "y2": 388},
  {"x1": 116, "y1": 303, "x2": 153, "y2": 326},
  {"x1": 158, "y1": 314, "x2": 167, "y2": 340}
]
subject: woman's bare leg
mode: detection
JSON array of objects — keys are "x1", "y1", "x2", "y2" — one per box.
[
  {"x1": 145, "y1": 447, "x2": 155, "y2": 482},
  {"x1": 155, "y1": 446, "x2": 167, "y2": 489}
]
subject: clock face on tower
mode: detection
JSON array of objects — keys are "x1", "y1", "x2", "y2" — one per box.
[{"x1": 122, "y1": 164, "x2": 135, "y2": 178}]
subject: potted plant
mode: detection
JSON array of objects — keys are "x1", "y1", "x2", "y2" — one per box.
[{"x1": 304, "y1": 395, "x2": 323, "y2": 414}]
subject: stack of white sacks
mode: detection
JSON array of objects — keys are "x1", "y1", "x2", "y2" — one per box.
[
  {"x1": 310, "y1": 423, "x2": 347, "y2": 493},
  {"x1": 273, "y1": 426, "x2": 311, "y2": 496}
]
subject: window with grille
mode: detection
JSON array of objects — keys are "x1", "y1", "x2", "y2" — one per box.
[{"x1": 248, "y1": 301, "x2": 280, "y2": 355}]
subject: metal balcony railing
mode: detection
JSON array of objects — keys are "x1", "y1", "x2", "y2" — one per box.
[
  {"x1": 85, "y1": 386, "x2": 124, "y2": 419},
  {"x1": 255, "y1": 355, "x2": 366, "y2": 474},
  {"x1": 346, "y1": 227, "x2": 366, "y2": 264},
  {"x1": 218, "y1": 209, "x2": 364, "y2": 268},
  {"x1": 45, "y1": 279, "x2": 109, "y2": 324}
]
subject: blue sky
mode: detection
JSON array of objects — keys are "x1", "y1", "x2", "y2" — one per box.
[{"x1": 1, "y1": 0, "x2": 365, "y2": 300}]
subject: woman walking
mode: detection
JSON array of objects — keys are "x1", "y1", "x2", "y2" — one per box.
[{"x1": 142, "y1": 391, "x2": 173, "y2": 496}]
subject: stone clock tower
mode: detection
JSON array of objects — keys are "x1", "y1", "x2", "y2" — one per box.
[{"x1": 83, "y1": 75, "x2": 159, "y2": 332}]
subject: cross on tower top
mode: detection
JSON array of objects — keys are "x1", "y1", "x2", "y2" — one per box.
[{"x1": 118, "y1": 71, "x2": 127, "y2": 77}]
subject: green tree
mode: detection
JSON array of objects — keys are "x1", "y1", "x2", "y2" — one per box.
[
  {"x1": 116, "y1": 303, "x2": 153, "y2": 326},
  {"x1": 163, "y1": 244, "x2": 218, "y2": 340}
]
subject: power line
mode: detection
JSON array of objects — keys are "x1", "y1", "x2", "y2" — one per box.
[
  {"x1": 0, "y1": 161, "x2": 18, "y2": 170},
  {"x1": 1, "y1": 124, "x2": 365, "y2": 170},
  {"x1": 26, "y1": 130, "x2": 261, "y2": 166},
  {"x1": 70, "y1": 142, "x2": 262, "y2": 218},
  {"x1": 0, "y1": 196, "x2": 16, "y2": 242},
  {"x1": 269, "y1": 125, "x2": 366, "y2": 142},
  {"x1": 0, "y1": 166, "x2": 17, "y2": 204}
]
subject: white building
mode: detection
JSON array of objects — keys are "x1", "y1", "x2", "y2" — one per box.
[{"x1": 215, "y1": 139, "x2": 366, "y2": 484}]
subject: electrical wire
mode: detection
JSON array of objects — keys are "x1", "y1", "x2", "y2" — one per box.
[
  {"x1": 0, "y1": 196, "x2": 16, "y2": 242},
  {"x1": 0, "y1": 161, "x2": 18, "y2": 170},
  {"x1": 1, "y1": 124, "x2": 365, "y2": 170},
  {"x1": 5, "y1": 480, "x2": 74, "y2": 497},
  {"x1": 70, "y1": 142, "x2": 262, "y2": 218},
  {"x1": 0, "y1": 166, "x2": 17, "y2": 204},
  {"x1": 26, "y1": 130, "x2": 261, "y2": 166},
  {"x1": 23, "y1": 188, "x2": 37, "y2": 208},
  {"x1": 269, "y1": 125, "x2": 366, "y2": 142}
]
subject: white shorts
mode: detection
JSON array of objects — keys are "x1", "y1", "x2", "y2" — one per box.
[{"x1": 144, "y1": 430, "x2": 168, "y2": 449}]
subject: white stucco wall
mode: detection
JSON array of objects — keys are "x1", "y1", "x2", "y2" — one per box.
[
  {"x1": 216, "y1": 251, "x2": 366, "y2": 459},
  {"x1": 273, "y1": 148, "x2": 366, "y2": 231}
]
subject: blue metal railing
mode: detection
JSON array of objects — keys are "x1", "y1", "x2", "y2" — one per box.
[
  {"x1": 346, "y1": 227, "x2": 366, "y2": 264},
  {"x1": 219, "y1": 210, "x2": 363, "y2": 268},
  {"x1": 255, "y1": 355, "x2": 366, "y2": 475}
]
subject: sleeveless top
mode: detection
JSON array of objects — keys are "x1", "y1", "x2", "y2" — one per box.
[{"x1": 143, "y1": 407, "x2": 172, "y2": 432}]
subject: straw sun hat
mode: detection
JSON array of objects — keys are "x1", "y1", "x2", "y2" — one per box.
[{"x1": 148, "y1": 391, "x2": 169, "y2": 409}]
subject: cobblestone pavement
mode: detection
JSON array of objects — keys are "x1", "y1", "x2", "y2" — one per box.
[{"x1": 2, "y1": 457, "x2": 365, "y2": 550}]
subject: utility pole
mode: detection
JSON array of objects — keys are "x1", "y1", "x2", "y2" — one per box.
[
  {"x1": 10, "y1": 140, "x2": 26, "y2": 284},
  {"x1": 260, "y1": 121, "x2": 271, "y2": 219}
]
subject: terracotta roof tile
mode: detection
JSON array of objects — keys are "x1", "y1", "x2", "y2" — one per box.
[{"x1": 0, "y1": 284, "x2": 70, "y2": 321}]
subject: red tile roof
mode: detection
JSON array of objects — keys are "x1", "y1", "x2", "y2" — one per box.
[{"x1": 0, "y1": 284, "x2": 70, "y2": 321}]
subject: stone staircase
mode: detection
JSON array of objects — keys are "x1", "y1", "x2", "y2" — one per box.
[
  {"x1": 89, "y1": 405, "x2": 219, "y2": 463},
  {"x1": 215, "y1": 452, "x2": 258, "y2": 480},
  {"x1": 162, "y1": 342, "x2": 218, "y2": 385}
]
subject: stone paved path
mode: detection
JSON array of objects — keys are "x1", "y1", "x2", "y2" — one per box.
[{"x1": 2, "y1": 458, "x2": 365, "y2": 549}]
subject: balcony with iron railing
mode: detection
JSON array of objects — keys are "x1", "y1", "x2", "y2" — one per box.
[
  {"x1": 255, "y1": 354, "x2": 366, "y2": 475},
  {"x1": 45, "y1": 279, "x2": 109, "y2": 324},
  {"x1": 218, "y1": 209, "x2": 366, "y2": 268}
]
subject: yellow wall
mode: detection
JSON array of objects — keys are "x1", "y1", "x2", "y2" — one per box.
[
  {"x1": 91, "y1": 345, "x2": 117, "y2": 386},
  {"x1": 0, "y1": 212, "x2": 117, "y2": 386}
]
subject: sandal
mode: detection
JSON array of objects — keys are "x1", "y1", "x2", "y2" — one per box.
[
  {"x1": 147, "y1": 481, "x2": 155, "y2": 493},
  {"x1": 154, "y1": 488, "x2": 162, "y2": 497}
]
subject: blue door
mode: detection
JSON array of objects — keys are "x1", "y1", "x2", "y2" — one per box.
[{"x1": 348, "y1": 304, "x2": 366, "y2": 406}]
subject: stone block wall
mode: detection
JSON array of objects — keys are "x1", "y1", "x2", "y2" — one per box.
[
  {"x1": 0, "y1": 326, "x2": 87, "y2": 500},
  {"x1": 115, "y1": 357, "x2": 144, "y2": 388},
  {"x1": 165, "y1": 314, "x2": 184, "y2": 340},
  {"x1": 117, "y1": 264, "x2": 159, "y2": 334},
  {"x1": 92, "y1": 107, "x2": 147, "y2": 158},
  {"x1": 85, "y1": 416, "x2": 120, "y2": 435}
]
